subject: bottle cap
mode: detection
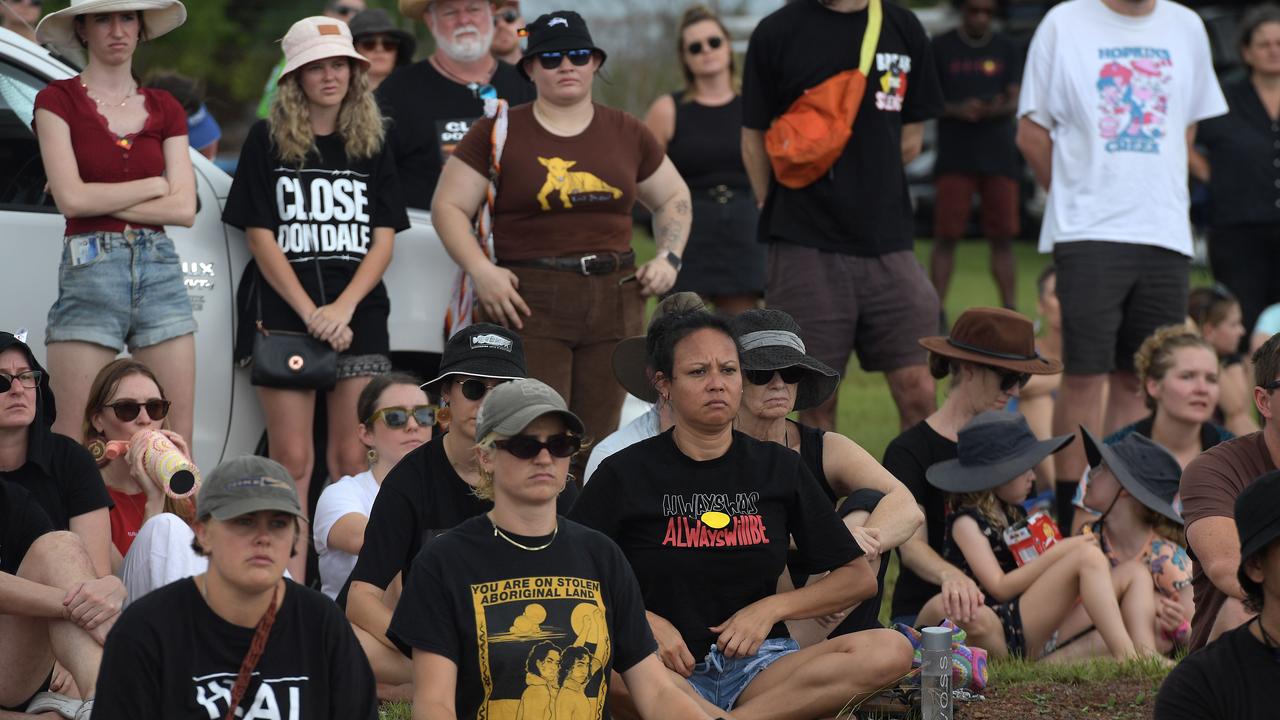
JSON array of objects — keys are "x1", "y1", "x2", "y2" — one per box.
[{"x1": 922, "y1": 626, "x2": 952, "y2": 651}]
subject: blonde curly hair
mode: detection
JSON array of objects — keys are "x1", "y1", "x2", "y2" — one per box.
[
  {"x1": 269, "y1": 59, "x2": 385, "y2": 167},
  {"x1": 1133, "y1": 325, "x2": 1218, "y2": 412},
  {"x1": 953, "y1": 491, "x2": 1015, "y2": 532}
]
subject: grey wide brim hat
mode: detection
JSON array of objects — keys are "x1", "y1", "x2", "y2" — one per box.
[
  {"x1": 476, "y1": 378, "x2": 585, "y2": 440},
  {"x1": 732, "y1": 309, "x2": 840, "y2": 411},
  {"x1": 927, "y1": 411, "x2": 1074, "y2": 493},
  {"x1": 612, "y1": 292, "x2": 707, "y2": 403},
  {"x1": 1081, "y1": 428, "x2": 1183, "y2": 524}
]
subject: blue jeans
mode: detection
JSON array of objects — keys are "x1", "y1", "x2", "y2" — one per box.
[{"x1": 686, "y1": 637, "x2": 800, "y2": 710}]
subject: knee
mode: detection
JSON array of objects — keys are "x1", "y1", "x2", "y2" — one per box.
[
  {"x1": 842, "y1": 629, "x2": 914, "y2": 681},
  {"x1": 270, "y1": 443, "x2": 314, "y2": 485},
  {"x1": 20, "y1": 531, "x2": 93, "y2": 582},
  {"x1": 1077, "y1": 543, "x2": 1111, "y2": 573}
]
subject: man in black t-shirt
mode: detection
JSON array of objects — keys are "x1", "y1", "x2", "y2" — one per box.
[
  {"x1": 929, "y1": 0, "x2": 1022, "y2": 309},
  {"x1": 742, "y1": 0, "x2": 945, "y2": 436},
  {"x1": 380, "y1": 0, "x2": 536, "y2": 207},
  {"x1": 1155, "y1": 470, "x2": 1280, "y2": 719}
]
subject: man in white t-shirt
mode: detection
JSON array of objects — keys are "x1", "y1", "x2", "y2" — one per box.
[{"x1": 1015, "y1": 0, "x2": 1226, "y2": 527}]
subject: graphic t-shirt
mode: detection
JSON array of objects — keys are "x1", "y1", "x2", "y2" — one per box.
[
  {"x1": 388, "y1": 515, "x2": 656, "y2": 720},
  {"x1": 92, "y1": 578, "x2": 377, "y2": 720},
  {"x1": 377, "y1": 60, "x2": 535, "y2": 209},
  {"x1": 313, "y1": 469, "x2": 380, "y2": 600},
  {"x1": 1, "y1": 479, "x2": 53, "y2": 575},
  {"x1": 343, "y1": 434, "x2": 580, "y2": 603},
  {"x1": 1154, "y1": 622, "x2": 1274, "y2": 720},
  {"x1": 452, "y1": 103, "x2": 665, "y2": 260},
  {"x1": 569, "y1": 430, "x2": 863, "y2": 659},
  {"x1": 883, "y1": 420, "x2": 958, "y2": 619},
  {"x1": 741, "y1": 0, "x2": 944, "y2": 256},
  {"x1": 931, "y1": 29, "x2": 1022, "y2": 178},
  {"x1": 1018, "y1": 0, "x2": 1227, "y2": 256}
]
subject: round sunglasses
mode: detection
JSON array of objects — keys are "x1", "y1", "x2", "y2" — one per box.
[
  {"x1": 105, "y1": 399, "x2": 171, "y2": 422},
  {"x1": 744, "y1": 366, "x2": 807, "y2": 386},
  {"x1": 686, "y1": 36, "x2": 724, "y2": 55},
  {"x1": 495, "y1": 433, "x2": 582, "y2": 459},
  {"x1": 357, "y1": 36, "x2": 400, "y2": 52},
  {"x1": 535, "y1": 48, "x2": 594, "y2": 70},
  {"x1": 367, "y1": 405, "x2": 437, "y2": 429},
  {"x1": 0, "y1": 369, "x2": 41, "y2": 393},
  {"x1": 457, "y1": 378, "x2": 511, "y2": 402}
]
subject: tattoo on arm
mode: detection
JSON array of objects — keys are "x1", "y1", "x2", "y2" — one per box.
[
  {"x1": 674, "y1": 198, "x2": 690, "y2": 216},
  {"x1": 654, "y1": 197, "x2": 690, "y2": 253}
]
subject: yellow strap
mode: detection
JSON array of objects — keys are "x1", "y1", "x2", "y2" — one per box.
[{"x1": 858, "y1": 0, "x2": 883, "y2": 76}]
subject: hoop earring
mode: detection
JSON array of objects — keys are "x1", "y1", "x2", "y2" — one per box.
[{"x1": 367, "y1": 448, "x2": 378, "y2": 467}]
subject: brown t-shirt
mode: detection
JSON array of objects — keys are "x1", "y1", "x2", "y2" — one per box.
[
  {"x1": 452, "y1": 103, "x2": 664, "y2": 260},
  {"x1": 1181, "y1": 431, "x2": 1277, "y2": 651}
]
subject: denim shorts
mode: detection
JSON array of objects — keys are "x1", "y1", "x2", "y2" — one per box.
[
  {"x1": 686, "y1": 637, "x2": 800, "y2": 710},
  {"x1": 47, "y1": 229, "x2": 197, "y2": 351}
]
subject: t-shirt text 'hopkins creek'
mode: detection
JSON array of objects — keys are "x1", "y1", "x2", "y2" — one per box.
[{"x1": 274, "y1": 169, "x2": 373, "y2": 260}]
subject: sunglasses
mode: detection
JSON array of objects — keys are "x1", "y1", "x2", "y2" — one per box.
[
  {"x1": 495, "y1": 433, "x2": 582, "y2": 459},
  {"x1": 368, "y1": 405, "x2": 437, "y2": 429},
  {"x1": 105, "y1": 399, "x2": 171, "y2": 422},
  {"x1": 686, "y1": 36, "x2": 724, "y2": 55},
  {"x1": 457, "y1": 378, "x2": 510, "y2": 401},
  {"x1": 331, "y1": 3, "x2": 360, "y2": 17},
  {"x1": 0, "y1": 369, "x2": 41, "y2": 393},
  {"x1": 536, "y1": 48, "x2": 594, "y2": 70},
  {"x1": 997, "y1": 369, "x2": 1032, "y2": 392},
  {"x1": 467, "y1": 81, "x2": 498, "y2": 100},
  {"x1": 1263, "y1": 379, "x2": 1280, "y2": 393},
  {"x1": 496, "y1": 8, "x2": 520, "y2": 23},
  {"x1": 744, "y1": 366, "x2": 807, "y2": 386},
  {"x1": 357, "y1": 36, "x2": 400, "y2": 52}
]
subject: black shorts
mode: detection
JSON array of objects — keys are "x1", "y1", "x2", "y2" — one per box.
[{"x1": 1053, "y1": 241, "x2": 1189, "y2": 374}]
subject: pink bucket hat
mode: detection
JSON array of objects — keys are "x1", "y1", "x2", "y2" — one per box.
[{"x1": 280, "y1": 16, "x2": 370, "y2": 78}]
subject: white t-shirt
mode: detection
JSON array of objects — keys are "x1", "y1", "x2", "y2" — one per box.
[
  {"x1": 1019, "y1": 0, "x2": 1226, "y2": 256},
  {"x1": 582, "y1": 405, "x2": 661, "y2": 484},
  {"x1": 313, "y1": 469, "x2": 380, "y2": 600}
]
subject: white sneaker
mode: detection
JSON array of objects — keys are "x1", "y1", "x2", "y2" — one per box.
[
  {"x1": 74, "y1": 698, "x2": 93, "y2": 720},
  {"x1": 25, "y1": 692, "x2": 83, "y2": 719}
]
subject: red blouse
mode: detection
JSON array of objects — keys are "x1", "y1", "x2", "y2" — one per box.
[{"x1": 33, "y1": 77, "x2": 188, "y2": 236}]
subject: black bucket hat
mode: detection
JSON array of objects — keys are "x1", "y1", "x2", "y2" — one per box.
[
  {"x1": 349, "y1": 8, "x2": 417, "y2": 67},
  {"x1": 0, "y1": 331, "x2": 55, "y2": 428},
  {"x1": 517, "y1": 10, "x2": 606, "y2": 80},
  {"x1": 612, "y1": 292, "x2": 707, "y2": 403},
  {"x1": 422, "y1": 323, "x2": 527, "y2": 395},
  {"x1": 732, "y1": 309, "x2": 840, "y2": 411},
  {"x1": 1081, "y1": 428, "x2": 1183, "y2": 524},
  {"x1": 927, "y1": 411, "x2": 1074, "y2": 493},
  {"x1": 1236, "y1": 470, "x2": 1280, "y2": 593}
]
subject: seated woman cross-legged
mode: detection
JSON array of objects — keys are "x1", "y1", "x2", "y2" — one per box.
[
  {"x1": 918, "y1": 411, "x2": 1159, "y2": 661},
  {"x1": 388, "y1": 379, "x2": 718, "y2": 720},
  {"x1": 571, "y1": 310, "x2": 912, "y2": 720}
]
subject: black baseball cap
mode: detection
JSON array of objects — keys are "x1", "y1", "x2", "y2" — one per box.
[
  {"x1": 517, "y1": 10, "x2": 606, "y2": 80},
  {"x1": 1237, "y1": 470, "x2": 1280, "y2": 593},
  {"x1": 422, "y1": 323, "x2": 527, "y2": 394}
]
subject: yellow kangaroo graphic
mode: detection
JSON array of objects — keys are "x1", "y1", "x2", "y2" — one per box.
[{"x1": 536, "y1": 156, "x2": 623, "y2": 210}]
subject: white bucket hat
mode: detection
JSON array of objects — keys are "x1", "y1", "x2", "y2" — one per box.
[
  {"x1": 280, "y1": 16, "x2": 370, "y2": 79},
  {"x1": 36, "y1": 0, "x2": 187, "y2": 56}
]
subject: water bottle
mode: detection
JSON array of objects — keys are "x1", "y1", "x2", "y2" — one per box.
[{"x1": 921, "y1": 625, "x2": 953, "y2": 720}]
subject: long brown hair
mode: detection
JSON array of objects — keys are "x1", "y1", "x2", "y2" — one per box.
[
  {"x1": 952, "y1": 490, "x2": 1014, "y2": 531},
  {"x1": 676, "y1": 5, "x2": 738, "y2": 101}
]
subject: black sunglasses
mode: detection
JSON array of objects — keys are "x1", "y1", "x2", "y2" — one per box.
[
  {"x1": 458, "y1": 378, "x2": 510, "y2": 401},
  {"x1": 331, "y1": 3, "x2": 360, "y2": 17},
  {"x1": 496, "y1": 8, "x2": 520, "y2": 23},
  {"x1": 495, "y1": 433, "x2": 582, "y2": 459},
  {"x1": 357, "y1": 36, "x2": 400, "y2": 52},
  {"x1": 686, "y1": 36, "x2": 724, "y2": 55},
  {"x1": 106, "y1": 399, "x2": 171, "y2": 422},
  {"x1": 0, "y1": 369, "x2": 41, "y2": 393},
  {"x1": 744, "y1": 366, "x2": 807, "y2": 386},
  {"x1": 368, "y1": 405, "x2": 437, "y2": 429},
  {"x1": 1263, "y1": 379, "x2": 1280, "y2": 393},
  {"x1": 997, "y1": 369, "x2": 1032, "y2": 392},
  {"x1": 536, "y1": 48, "x2": 594, "y2": 70}
]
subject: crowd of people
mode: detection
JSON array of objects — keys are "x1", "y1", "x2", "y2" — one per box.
[{"x1": 3, "y1": 0, "x2": 1280, "y2": 718}]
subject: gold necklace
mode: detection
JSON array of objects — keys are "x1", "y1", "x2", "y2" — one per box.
[
  {"x1": 489, "y1": 514, "x2": 558, "y2": 551},
  {"x1": 80, "y1": 76, "x2": 136, "y2": 108}
]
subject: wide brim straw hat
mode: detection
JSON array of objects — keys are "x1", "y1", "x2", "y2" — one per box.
[
  {"x1": 919, "y1": 307, "x2": 1062, "y2": 375},
  {"x1": 612, "y1": 292, "x2": 707, "y2": 403},
  {"x1": 280, "y1": 16, "x2": 370, "y2": 79},
  {"x1": 1081, "y1": 428, "x2": 1183, "y2": 524},
  {"x1": 36, "y1": 0, "x2": 187, "y2": 56},
  {"x1": 399, "y1": 0, "x2": 497, "y2": 21},
  {"x1": 731, "y1": 308, "x2": 840, "y2": 411},
  {"x1": 926, "y1": 411, "x2": 1074, "y2": 493}
]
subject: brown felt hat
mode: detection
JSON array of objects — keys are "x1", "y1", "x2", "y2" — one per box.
[
  {"x1": 919, "y1": 307, "x2": 1062, "y2": 375},
  {"x1": 612, "y1": 292, "x2": 707, "y2": 403}
]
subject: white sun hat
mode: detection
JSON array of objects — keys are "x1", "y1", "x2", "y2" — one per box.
[
  {"x1": 36, "y1": 0, "x2": 187, "y2": 56},
  {"x1": 280, "y1": 16, "x2": 370, "y2": 79}
]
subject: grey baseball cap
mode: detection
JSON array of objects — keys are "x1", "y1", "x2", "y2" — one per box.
[
  {"x1": 197, "y1": 455, "x2": 305, "y2": 521},
  {"x1": 475, "y1": 378, "x2": 585, "y2": 440}
]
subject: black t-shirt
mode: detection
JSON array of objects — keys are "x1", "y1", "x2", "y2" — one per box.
[
  {"x1": 388, "y1": 515, "x2": 656, "y2": 719},
  {"x1": 343, "y1": 434, "x2": 580, "y2": 602},
  {"x1": 742, "y1": 0, "x2": 943, "y2": 256},
  {"x1": 884, "y1": 420, "x2": 957, "y2": 619},
  {"x1": 376, "y1": 60, "x2": 536, "y2": 209},
  {"x1": 931, "y1": 29, "x2": 1021, "y2": 178},
  {"x1": 0, "y1": 430, "x2": 112, "y2": 531},
  {"x1": 1154, "y1": 622, "x2": 1275, "y2": 720},
  {"x1": 1197, "y1": 78, "x2": 1280, "y2": 228},
  {"x1": 943, "y1": 505, "x2": 1025, "y2": 605},
  {"x1": 569, "y1": 429, "x2": 863, "y2": 659},
  {"x1": 93, "y1": 578, "x2": 377, "y2": 720},
  {"x1": 0, "y1": 479, "x2": 53, "y2": 575}
]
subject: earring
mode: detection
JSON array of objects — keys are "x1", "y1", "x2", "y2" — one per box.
[
  {"x1": 367, "y1": 448, "x2": 378, "y2": 467},
  {"x1": 87, "y1": 439, "x2": 107, "y2": 464},
  {"x1": 436, "y1": 406, "x2": 452, "y2": 426}
]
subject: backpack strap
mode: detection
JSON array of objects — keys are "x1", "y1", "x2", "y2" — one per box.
[{"x1": 859, "y1": 0, "x2": 883, "y2": 77}]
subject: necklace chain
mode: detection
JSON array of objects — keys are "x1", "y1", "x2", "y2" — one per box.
[
  {"x1": 80, "y1": 76, "x2": 136, "y2": 108},
  {"x1": 490, "y1": 516, "x2": 557, "y2": 551}
]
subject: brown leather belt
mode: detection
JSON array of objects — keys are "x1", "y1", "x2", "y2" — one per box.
[{"x1": 503, "y1": 250, "x2": 635, "y2": 276}]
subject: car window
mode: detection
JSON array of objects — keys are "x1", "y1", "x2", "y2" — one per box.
[{"x1": 0, "y1": 60, "x2": 55, "y2": 211}]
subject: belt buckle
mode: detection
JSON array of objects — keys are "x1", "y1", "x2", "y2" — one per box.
[{"x1": 579, "y1": 254, "x2": 598, "y2": 275}]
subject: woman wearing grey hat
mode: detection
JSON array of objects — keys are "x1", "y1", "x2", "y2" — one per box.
[
  {"x1": 388, "y1": 380, "x2": 718, "y2": 720},
  {"x1": 732, "y1": 309, "x2": 922, "y2": 643}
]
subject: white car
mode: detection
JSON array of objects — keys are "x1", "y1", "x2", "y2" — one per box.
[{"x1": 0, "y1": 28, "x2": 457, "y2": 471}]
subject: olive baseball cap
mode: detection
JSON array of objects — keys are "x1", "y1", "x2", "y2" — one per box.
[
  {"x1": 475, "y1": 378, "x2": 585, "y2": 440},
  {"x1": 197, "y1": 456, "x2": 305, "y2": 521}
]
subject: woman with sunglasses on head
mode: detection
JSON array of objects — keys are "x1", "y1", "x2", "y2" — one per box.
[
  {"x1": 434, "y1": 9, "x2": 692, "y2": 448},
  {"x1": 643, "y1": 5, "x2": 764, "y2": 317},
  {"x1": 571, "y1": 310, "x2": 911, "y2": 720},
  {"x1": 349, "y1": 8, "x2": 416, "y2": 91},
  {"x1": 314, "y1": 372, "x2": 431, "y2": 600},
  {"x1": 885, "y1": 307, "x2": 1063, "y2": 629},
  {"x1": 389, "y1": 379, "x2": 719, "y2": 720},
  {"x1": 732, "y1": 309, "x2": 922, "y2": 645},
  {"x1": 224, "y1": 15, "x2": 410, "y2": 582}
]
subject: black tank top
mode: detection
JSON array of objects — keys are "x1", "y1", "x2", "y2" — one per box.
[
  {"x1": 665, "y1": 92, "x2": 750, "y2": 190},
  {"x1": 796, "y1": 422, "x2": 838, "y2": 505}
]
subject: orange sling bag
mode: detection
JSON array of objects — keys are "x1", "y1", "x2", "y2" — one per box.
[{"x1": 765, "y1": 0, "x2": 883, "y2": 189}]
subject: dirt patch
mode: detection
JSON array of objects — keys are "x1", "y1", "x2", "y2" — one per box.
[{"x1": 958, "y1": 679, "x2": 1161, "y2": 720}]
